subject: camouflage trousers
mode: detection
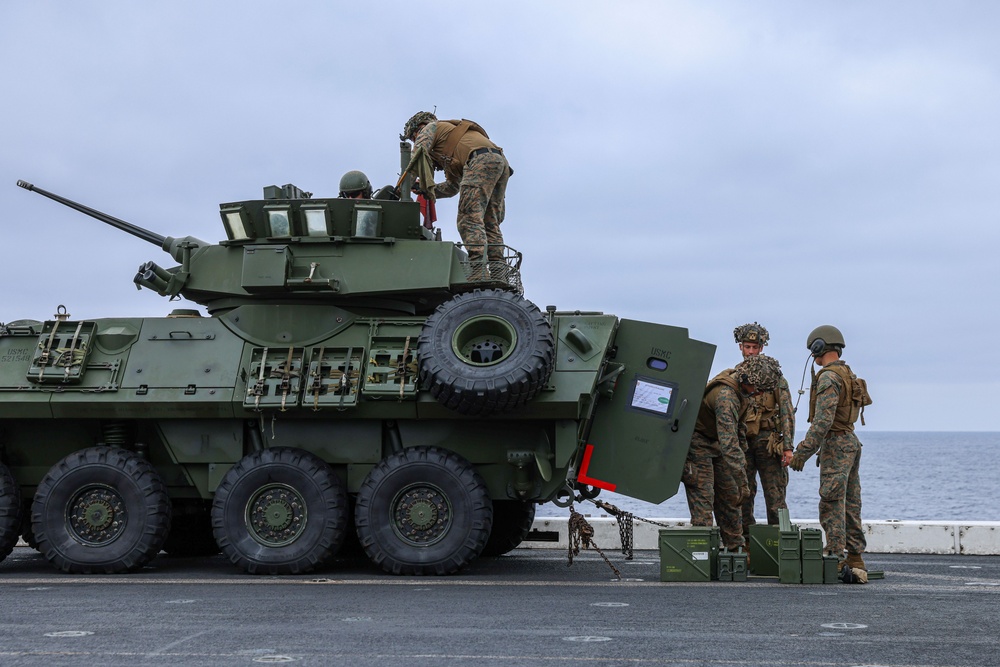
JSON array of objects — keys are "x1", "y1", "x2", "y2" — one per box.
[
  {"x1": 457, "y1": 152, "x2": 508, "y2": 264},
  {"x1": 741, "y1": 431, "x2": 789, "y2": 533},
  {"x1": 817, "y1": 432, "x2": 866, "y2": 557},
  {"x1": 681, "y1": 432, "x2": 745, "y2": 549}
]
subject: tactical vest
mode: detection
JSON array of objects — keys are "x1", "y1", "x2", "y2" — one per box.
[
  {"x1": 694, "y1": 370, "x2": 747, "y2": 440},
  {"x1": 430, "y1": 119, "x2": 496, "y2": 182},
  {"x1": 745, "y1": 385, "x2": 779, "y2": 438},
  {"x1": 807, "y1": 362, "x2": 873, "y2": 432}
]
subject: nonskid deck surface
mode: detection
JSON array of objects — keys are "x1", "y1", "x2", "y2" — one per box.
[{"x1": 1, "y1": 548, "x2": 997, "y2": 667}]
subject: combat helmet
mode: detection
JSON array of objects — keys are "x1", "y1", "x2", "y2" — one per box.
[
  {"x1": 339, "y1": 170, "x2": 372, "y2": 198},
  {"x1": 735, "y1": 354, "x2": 781, "y2": 391},
  {"x1": 806, "y1": 325, "x2": 845, "y2": 357},
  {"x1": 733, "y1": 322, "x2": 769, "y2": 346},
  {"x1": 402, "y1": 111, "x2": 437, "y2": 141}
]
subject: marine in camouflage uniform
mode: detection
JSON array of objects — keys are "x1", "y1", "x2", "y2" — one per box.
[
  {"x1": 682, "y1": 354, "x2": 781, "y2": 550},
  {"x1": 790, "y1": 325, "x2": 869, "y2": 570},
  {"x1": 733, "y1": 323, "x2": 795, "y2": 536},
  {"x1": 402, "y1": 111, "x2": 510, "y2": 268}
]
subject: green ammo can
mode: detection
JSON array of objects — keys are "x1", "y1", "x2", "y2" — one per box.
[
  {"x1": 748, "y1": 524, "x2": 781, "y2": 576},
  {"x1": 823, "y1": 554, "x2": 840, "y2": 584},
  {"x1": 717, "y1": 549, "x2": 734, "y2": 581},
  {"x1": 778, "y1": 530, "x2": 802, "y2": 584},
  {"x1": 659, "y1": 527, "x2": 718, "y2": 582},
  {"x1": 800, "y1": 529, "x2": 824, "y2": 584},
  {"x1": 732, "y1": 548, "x2": 748, "y2": 582}
]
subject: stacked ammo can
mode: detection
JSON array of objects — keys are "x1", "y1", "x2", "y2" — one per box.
[
  {"x1": 748, "y1": 510, "x2": 840, "y2": 584},
  {"x1": 659, "y1": 512, "x2": 882, "y2": 584},
  {"x1": 657, "y1": 527, "x2": 748, "y2": 582}
]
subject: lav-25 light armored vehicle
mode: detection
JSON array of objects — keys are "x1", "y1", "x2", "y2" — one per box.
[{"x1": 0, "y1": 155, "x2": 715, "y2": 576}]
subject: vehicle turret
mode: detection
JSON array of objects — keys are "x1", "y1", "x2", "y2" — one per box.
[{"x1": 17, "y1": 172, "x2": 521, "y2": 315}]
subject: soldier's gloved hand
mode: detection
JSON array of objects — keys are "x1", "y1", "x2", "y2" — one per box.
[{"x1": 789, "y1": 451, "x2": 807, "y2": 472}]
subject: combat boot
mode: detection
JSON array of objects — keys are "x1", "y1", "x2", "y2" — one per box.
[{"x1": 845, "y1": 553, "x2": 866, "y2": 571}]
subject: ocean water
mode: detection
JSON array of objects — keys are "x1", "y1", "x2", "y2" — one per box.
[{"x1": 536, "y1": 432, "x2": 1000, "y2": 522}]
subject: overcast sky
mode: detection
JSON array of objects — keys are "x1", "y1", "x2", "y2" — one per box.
[{"x1": 2, "y1": 1, "x2": 998, "y2": 431}]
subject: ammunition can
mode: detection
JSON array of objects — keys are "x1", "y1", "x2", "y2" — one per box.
[
  {"x1": 732, "y1": 549, "x2": 748, "y2": 582},
  {"x1": 717, "y1": 549, "x2": 734, "y2": 582},
  {"x1": 800, "y1": 528, "x2": 824, "y2": 584},
  {"x1": 778, "y1": 530, "x2": 802, "y2": 584},
  {"x1": 823, "y1": 554, "x2": 840, "y2": 584},
  {"x1": 748, "y1": 524, "x2": 781, "y2": 577},
  {"x1": 659, "y1": 528, "x2": 715, "y2": 582}
]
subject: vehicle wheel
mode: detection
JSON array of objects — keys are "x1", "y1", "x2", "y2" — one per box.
[
  {"x1": 162, "y1": 504, "x2": 220, "y2": 557},
  {"x1": 31, "y1": 447, "x2": 171, "y2": 574},
  {"x1": 480, "y1": 500, "x2": 536, "y2": 557},
  {"x1": 0, "y1": 463, "x2": 21, "y2": 564},
  {"x1": 417, "y1": 289, "x2": 555, "y2": 416},
  {"x1": 212, "y1": 447, "x2": 348, "y2": 575},
  {"x1": 355, "y1": 447, "x2": 492, "y2": 575}
]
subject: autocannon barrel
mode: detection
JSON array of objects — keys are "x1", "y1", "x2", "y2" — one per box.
[{"x1": 17, "y1": 180, "x2": 167, "y2": 246}]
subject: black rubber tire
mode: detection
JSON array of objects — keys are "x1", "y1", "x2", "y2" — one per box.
[
  {"x1": 31, "y1": 447, "x2": 171, "y2": 574},
  {"x1": 417, "y1": 289, "x2": 555, "y2": 416},
  {"x1": 0, "y1": 463, "x2": 21, "y2": 564},
  {"x1": 355, "y1": 447, "x2": 492, "y2": 575},
  {"x1": 162, "y1": 504, "x2": 221, "y2": 557},
  {"x1": 212, "y1": 447, "x2": 348, "y2": 575},
  {"x1": 480, "y1": 499, "x2": 536, "y2": 557}
]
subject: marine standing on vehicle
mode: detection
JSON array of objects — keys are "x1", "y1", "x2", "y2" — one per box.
[
  {"x1": 790, "y1": 325, "x2": 872, "y2": 573},
  {"x1": 734, "y1": 322, "x2": 794, "y2": 539},
  {"x1": 401, "y1": 111, "x2": 511, "y2": 274},
  {"x1": 682, "y1": 354, "x2": 782, "y2": 551}
]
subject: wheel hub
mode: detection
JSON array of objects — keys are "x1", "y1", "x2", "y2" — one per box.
[
  {"x1": 246, "y1": 484, "x2": 306, "y2": 547},
  {"x1": 68, "y1": 485, "x2": 127, "y2": 545},
  {"x1": 452, "y1": 315, "x2": 517, "y2": 367},
  {"x1": 469, "y1": 340, "x2": 504, "y2": 363},
  {"x1": 392, "y1": 485, "x2": 450, "y2": 546}
]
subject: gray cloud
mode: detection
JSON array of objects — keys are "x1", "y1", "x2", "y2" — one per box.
[{"x1": 2, "y1": 1, "x2": 997, "y2": 429}]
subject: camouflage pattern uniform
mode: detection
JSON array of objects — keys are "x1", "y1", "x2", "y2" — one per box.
[
  {"x1": 682, "y1": 373, "x2": 750, "y2": 550},
  {"x1": 742, "y1": 375, "x2": 795, "y2": 530},
  {"x1": 792, "y1": 361, "x2": 866, "y2": 558},
  {"x1": 412, "y1": 119, "x2": 509, "y2": 265}
]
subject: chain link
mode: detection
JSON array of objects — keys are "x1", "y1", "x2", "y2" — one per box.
[
  {"x1": 567, "y1": 507, "x2": 621, "y2": 580},
  {"x1": 590, "y1": 498, "x2": 680, "y2": 561}
]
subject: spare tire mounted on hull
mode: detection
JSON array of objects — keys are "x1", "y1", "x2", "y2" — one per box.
[{"x1": 417, "y1": 289, "x2": 555, "y2": 416}]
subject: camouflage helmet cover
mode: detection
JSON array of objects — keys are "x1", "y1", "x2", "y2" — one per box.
[
  {"x1": 402, "y1": 111, "x2": 438, "y2": 141},
  {"x1": 338, "y1": 170, "x2": 372, "y2": 197},
  {"x1": 734, "y1": 322, "x2": 769, "y2": 346},
  {"x1": 735, "y1": 353, "x2": 781, "y2": 391}
]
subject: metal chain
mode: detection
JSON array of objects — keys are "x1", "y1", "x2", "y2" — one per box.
[
  {"x1": 617, "y1": 511, "x2": 634, "y2": 560},
  {"x1": 567, "y1": 507, "x2": 621, "y2": 580},
  {"x1": 590, "y1": 498, "x2": 684, "y2": 561}
]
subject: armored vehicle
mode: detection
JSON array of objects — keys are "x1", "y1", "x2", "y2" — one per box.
[{"x1": 0, "y1": 160, "x2": 715, "y2": 576}]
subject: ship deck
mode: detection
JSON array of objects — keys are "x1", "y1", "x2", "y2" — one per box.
[{"x1": 1, "y1": 545, "x2": 997, "y2": 666}]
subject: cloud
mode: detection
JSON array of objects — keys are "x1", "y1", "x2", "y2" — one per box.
[{"x1": 2, "y1": 1, "x2": 999, "y2": 429}]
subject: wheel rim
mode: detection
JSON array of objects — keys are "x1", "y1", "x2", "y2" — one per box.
[
  {"x1": 245, "y1": 483, "x2": 307, "y2": 547},
  {"x1": 390, "y1": 482, "x2": 452, "y2": 547},
  {"x1": 67, "y1": 484, "x2": 128, "y2": 546},
  {"x1": 451, "y1": 315, "x2": 517, "y2": 366}
]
